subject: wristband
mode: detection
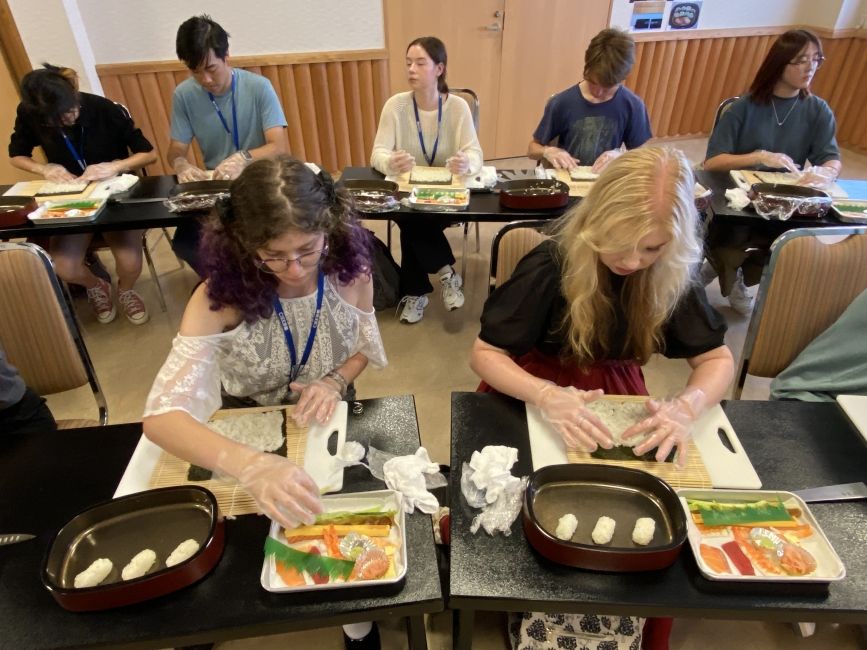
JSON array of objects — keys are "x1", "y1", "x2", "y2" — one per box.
[{"x1": 324, "y1": 370, "x2": 348, "y2": 397}]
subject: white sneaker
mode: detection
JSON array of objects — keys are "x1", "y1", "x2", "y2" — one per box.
[
  {"x1": 728, "y1": 270, "x2": 755, "y2": 315},
  {"x1": 699, "y1": 260, "x2": 717, "y2": 286},
  {"x1": 440, "y1": 269, "x2": 465, "y2": 311},
  {"x1": 397, "y1": 295, "x2": 429, "y2": 324}
]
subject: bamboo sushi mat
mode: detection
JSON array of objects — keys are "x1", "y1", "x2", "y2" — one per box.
[
  {"x1": 566, "y1": 439, "x2": 712, "y2": 488},
  {"x1": 148, "y1": 405, "x2": 306, "y2": 517},
  {"x1": 388, "y1": 166, "x2": 468, "y2": 193}
]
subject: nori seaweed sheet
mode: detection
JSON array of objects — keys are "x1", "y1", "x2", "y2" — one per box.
[
  {"x1": 591, "y1": 444, "x2": 676, "y2": 463},
  {"x1": 186, "y1": 411, "x2": 289, "y2": 481}
]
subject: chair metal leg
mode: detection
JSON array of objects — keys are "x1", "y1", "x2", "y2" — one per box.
[
  {"x1": 387, "y1": 219, "x2": 393, "y2": 252},
  {"x1": 142, "y1": 234, "x2": 168, "y2": 312},
  {"x1": 474, "y1": 222, "x2": 480, "y2": 253},
  {"x1": 461, "y1": 222, "x2": 469, "y2": 281},
  {"x1": 163, "y1": 227, "x2": 185, "y2": 270}
]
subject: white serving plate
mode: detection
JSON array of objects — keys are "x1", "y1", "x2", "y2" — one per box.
[
  {"x1": 260, "y1": 489, "x2": 407, "y2": 593},
  {"x1": 677, "y1": 488, "x2": 845, "y2": 584}
]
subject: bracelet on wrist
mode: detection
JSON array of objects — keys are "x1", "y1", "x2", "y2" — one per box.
[{"x1": 324, "y1": 370, "x2": 348, "y2": 397}]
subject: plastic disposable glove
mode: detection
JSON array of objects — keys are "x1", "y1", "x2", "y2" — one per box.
[
  {"x1": 79, "y1": 161, "x2": 120, "y2": 182},
  {"x1": 797, "y1": 164, "x2": 837, "y2": 190},
  {"x1": 446, "y1": 151, "x2": 470, "y2": 175},
  {"x1": 217, "y1": 448, "x2": 323, "y2": 529},
  {"x1": 290, "y1": 379, "x2": 342, "y2": 427},
  {"x1": 621, "y1": 387, "x2": 706, "y2": 468},
  {"x1": 389, "y1": 149, "x2": 415, "y2": 174},
  {"x1": 536, "y1": 384, "x2": 613, "y2": 451},
  {"x1": 756, "y1": 150, "x2": 799, "y2": 173},
  {"x1": 541, "y1": 146, "x2": 579, "y2": 170},
  {"x1": 42, "y1": 163, "x2": 76, "y2": 183},
  {"x1": 173, "y1": 156, "x2": 210, "y2": 183},
  {"x1": 213, "y1": 151, "x2": 248, "y2": 180},
  {"x1": 591, "y1": 149, "x2": 623, "y2": 173}
]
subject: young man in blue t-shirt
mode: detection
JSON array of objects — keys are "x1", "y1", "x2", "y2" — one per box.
[{"x1": 528, "y1": 28, "x2": 652, "y2": 173}]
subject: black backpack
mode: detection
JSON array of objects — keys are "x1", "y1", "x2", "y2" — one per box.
[{"x1": 367, "y1": 230, "x2": 401, "y2": 310}]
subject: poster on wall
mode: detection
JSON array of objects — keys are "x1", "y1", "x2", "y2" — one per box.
[
  {"x1": 667, "y1": 1, "x2": 703, "y2": 30},
  {"x1": 629, "y1": 1, "x2": 665, "y2": 31}
]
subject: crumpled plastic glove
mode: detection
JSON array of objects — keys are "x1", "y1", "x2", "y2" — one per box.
[
  {"x1": 446, "y1": 151, "x2": 470, "y2": 175},
  {"x1": 537, "y1": 384, "x2": 613, "y2": 451},
  {"x1": 173, "y1": 157, "x2": 210, "y2": 183},
  {"x1": 389, "y1": 150, "x2": 415, "y2": 174},
  {"x1": 289, "y1": 379, "x2": 341, "y2": 427},
  {"x1": 467, "y1": 445, "x2": 520, "y2": 504},
  {"x1": 756, "y1": 150, "x2": 799, "y2": 173},
  {"x1": 213, "y1": 151, "x2": 248, "y2": 180},
  {"x1": 42, "y1": 163, "x2": 77, "y2": 183},
  {"x1": 797, "y1": 164, "x2": 837, "y2": 190},
  {"x1": 591, "y1": 148, "x2": 623, "y2": 173},
  {"x1": 217, "y1": 448, "x2": 323, "y2": 529},
  {"x1": 79, "y1": 161, "x2": 120, "y2": 182},
  {"x1": 621, "y1": 387, "x2": 706, "y2": 468},
  {"x1": 382, "y1": 447, "x2": 441, "y2": 514},
  {"x1": 542, "y1": 146, "x2": 578, "y2": 170},
  {"x1": 470, "y1": 476, "x2": 528, "y2": 536}
]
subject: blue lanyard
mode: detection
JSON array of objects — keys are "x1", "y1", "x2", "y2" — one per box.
[
  {"x1": 412, "y1": 94, "x2": 442, "y2": 166},
  {"x1": 60, "y1": 127, "x2": 86, "y2": 172},
  {"x1": 272, "y1": 270, "x2": 325, "y2": 384},
  {"x1": 208, "y1": 70, "x2": 240, "y2": 152}
]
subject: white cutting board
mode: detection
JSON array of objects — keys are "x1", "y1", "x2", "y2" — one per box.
[
  {"x1": 114, "y1": 402, "x2": 348, "y2": 498},
  {"x1": 526, "y1": 402, "x2": 762, "y2": 489},
  {"x1": 837, "y1": 395, "x2": 867, "y2": 444}
]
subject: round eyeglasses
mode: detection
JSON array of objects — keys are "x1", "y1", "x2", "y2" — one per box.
[
  {"x1": 253, "y1": 246, "x2": 329, "y2": 273},
  {"x1": 788, "y1": 55, "x2": 825, "y2": 68}
]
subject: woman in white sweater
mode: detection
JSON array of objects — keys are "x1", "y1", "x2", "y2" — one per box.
[{"x1": 370, "y1": 36, "x2": 483, "y2": 324}]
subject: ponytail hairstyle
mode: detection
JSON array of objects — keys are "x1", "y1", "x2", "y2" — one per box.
[
  {"x1": 201, "y1": 156, "x2": 372, "y2": 322},
  {"x1": 407, "y1": 36, "x2": 449, "y2": 94}
]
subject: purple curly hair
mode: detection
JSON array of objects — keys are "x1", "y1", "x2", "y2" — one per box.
[{"x1": 200, "y1": 156, "x2": 372, "y2": 322}]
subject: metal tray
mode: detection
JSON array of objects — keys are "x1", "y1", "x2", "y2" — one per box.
[
  {"x1": 261, "y1": 489, "x2": 407, "y2": 594},
  {"x1": 42, "y1": 486, "x2": 225, "y2": 611},
  {"x1": 339, "y1": 179, "x2": 401, "y2": 213},
  {"x1": 0, "y1": 196, "x2": 37, "y2": 227},
  {"x1": 27, "y1": 198, "x2": 106, "y2": 225},
  {"x1": 678, "y1": 488, "x2": 845, "y2": 584},
  {"x1": 165, "y1": 180, "x2": 232, "y2": 213},
  {"x1": 522, "y1": 464, "x2": 687, "y2": 572}
]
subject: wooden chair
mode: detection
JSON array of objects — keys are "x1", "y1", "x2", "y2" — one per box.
[
  {"x1": 734, "y1": 226, "x2": 867, "y2": 399},
  {"x1": 0, "y1": 242, "x2": 108, "y2": 426},
  {"x1": 489, "y1": 219, "x2": 552, "y2": 294}
]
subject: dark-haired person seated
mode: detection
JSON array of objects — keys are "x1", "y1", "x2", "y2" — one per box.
[
  {"x1": 527, "y1": 27, "x2": 651, "y2": 174},
  {"x1": 1, "y1": 347, "x2": 57, "y2": 434},
  {"x1": 703, "y1": 29, "x2": 842, "y2": 315},
  {"x1": 167, "y1": 14, "x2": 289, "y2": 275},
  {"x1": 8, "y1": 64, "x2": 157, "y2": 325}
]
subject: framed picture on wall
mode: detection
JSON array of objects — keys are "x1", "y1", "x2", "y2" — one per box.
[{"x1": 667, "y1": 1, "x2": 703, "y2": 30}]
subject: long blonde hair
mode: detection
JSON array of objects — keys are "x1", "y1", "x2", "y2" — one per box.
[{"x1": 555, "y1": 146, "x2": 702, "y2": 367}]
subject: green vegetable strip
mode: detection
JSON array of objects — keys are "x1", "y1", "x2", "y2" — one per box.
[
  {"x1": 686, "y1": 498, "x2": 793, "y2": 526},
  {"x1": 264, "y1": 537, "x2": 355, "y2": 580},
  {"x1": 314, "y1": 508, "x2": 397, "y2": 525}
]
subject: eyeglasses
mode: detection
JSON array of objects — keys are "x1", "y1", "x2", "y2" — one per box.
[
  {"x1": 788, "y1": 55, "x2": 825, "y2": 68},
  {"x1": 254, "y1": 246, "x2": 328, "y2": 273}
]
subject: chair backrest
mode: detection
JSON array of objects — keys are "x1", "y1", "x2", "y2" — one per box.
[
  {"x1": 0, "y1": 242, "x2": 107, "y2": 424},
  {"x1": 489, "y1": 220, "x2": 552, "y2": 294},
  {"x1": 734, "y1": 226, "x2": 867, "y2": 398},
  {"x1": 712, "y1": 96, "x2": 739, "y2": 130},
  {"x1": 450, "y1": 87, "x2": 480, "y2": 135}
]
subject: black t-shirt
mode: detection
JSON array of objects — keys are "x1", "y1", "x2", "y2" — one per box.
[
  {"x1": 479, "y1": 240, "x2": 727, "y2": 360},
  {"x1": 8, "y1": 92, "x2": 154, "y2": 174}
]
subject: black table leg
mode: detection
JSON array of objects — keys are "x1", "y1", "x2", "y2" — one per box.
[
  {"x1": 406, "y1": 614, "x2": 428, "y2": 650},
  {"x1": 453, "y1": 608, "x2": 474, "y2": 650}
]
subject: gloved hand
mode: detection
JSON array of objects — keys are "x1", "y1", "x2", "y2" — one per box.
[
  {"x1": 79, "y1": 161, "x2": 121, "y2": 182},
  {"x1": 389, "y1": 149, "x2": 415, "y2": 174},
  {"x1": 213, "y1": 151, "x2": 248, "y2": 180},
  {"x1": 621, "y1": 387, "x2": 706, "y2": 467},
  {"x1": 755, "y1": 150, "x2": 799, "y2": 173},
  {"x1": 42, "y1": 163, "x2": 77, "y2": 183},
  {"x1": 173, "y1": 156, "x2": 210, "y2": 183},
  {"x1": 290, "y1": 379, "x2": 342, "y2": 427},
  {"x1": 536, "y1": 384, "x2": 612, "y2": 451},
  {"x1": 446, "y1": 151, "x2": 470, "y2": 175},
  {"x1": 541, "y1": 146, "x2": 579, "y2": 170},
  {"x1": 217, "y1": 448, "x2": 323, "y2": 529},
  {"x1": 797, "y1": 164, "x2": 837, "y2": 190},
  {"x1": 591, "y1": 149, "x2": 623, "y2": 173}
]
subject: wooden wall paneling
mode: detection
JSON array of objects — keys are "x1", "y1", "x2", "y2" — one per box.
[
  {"x1": 642, "y1": 43, "x2": 665, "y2": 135},
  {"x1": 325, "y1": 63, "x2": 351, "y2": 170},
  {"x1": 294, "y1": 64, "x2": 323, "y2": 166},
  {"x1": 672, "y1": 39, "x2": 698, "y2": 135},
  {"x1": 838, "y1": 42, "x2": 867, "y2": 148},
  {"x1": 118, "y1": 75, "x2": 160, "y2": 176},
  {"x1": 278, "y1": 65, "x2": 306, "y2": 161},
  {"x1": 137, "y1": 73, "x2": 172, "y2": 175},
  {"x1": 850, "y1": 43, "x2": 867, "y2": 149},
  {"x1": 693, "y1": 39, "x2": 724, "y2": 136},
  {"x1": 310, "y1": 63, "x2": 338, "y2": 171},
  {"x1": 682, "y1": 39, "x2": 711, "y2": 134},
  {"x1": 657, "y1": 39, "x2": 688, "y2": 136},
  {"x1": 828, "y1": 40, "x2": 865, "y2": 145},
  {"x1": 342, "y1": 62, "x2": 367, "y2": 166},
  {"x1": 357, "y1": 60, "x2": 377, "y2": 160},
  {"x1": 247, "y1": 66, "x2": 262, "y2": 76},
  {"x1": 813, "y1": 38, "x2": 848, "y2": 102}
]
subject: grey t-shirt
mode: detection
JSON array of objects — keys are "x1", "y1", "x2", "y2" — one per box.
[
  {"x1": 705, "y1": 93, "x2": 839, "y2": 168},
  {"x1": 0, "y1": 347, "x2": 25, "y2": 410}
]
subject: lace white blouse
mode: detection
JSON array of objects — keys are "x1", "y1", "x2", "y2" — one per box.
[{"x1": 143, "y1": 279, "x2": 387, "y2": 423}]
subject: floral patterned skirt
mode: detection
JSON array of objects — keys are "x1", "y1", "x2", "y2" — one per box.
[{"x1": 509, "y1": 612, "x2": 643, "y2": 650}]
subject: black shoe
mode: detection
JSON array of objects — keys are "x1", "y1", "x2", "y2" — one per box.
[{"x1": 343, "y1": 622, "x2": 381, "y2": 650}]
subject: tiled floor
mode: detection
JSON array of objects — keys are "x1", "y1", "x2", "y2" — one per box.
[{"x1": 40, "y1": 139, "x2": 867, "y2": 649}]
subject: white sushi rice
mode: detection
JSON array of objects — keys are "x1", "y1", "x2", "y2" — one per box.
[
  {"x1": 410, "y1": 167, "x2": 452, "y2": 184},
  {"x1": 584, "y1": 400, "x2": 649, "y2": 446},
  {"x1": 554, "y1": 514, "x2": 578, "y2": 541},
  {"x1": 632, "y1": 517, "x2": 656, "y2": 546},
  {"x1": 208, "y1": 410, "x2": 284, "y2": 451},
  {"x1": 166, "y1": 539, "x2": 200, "y2": 567},
  {"x1": 591, "y1": 516, "x2": 616, "y2": 545},
  {"x1": 121, "y1": 549, "x2": 157, "y2": 581},
  {"x1": 74, "y1": 558, "x2": 113, "y2": 588},
  {"x1": 569, "y1": 166, "x2": 599, "y2": 181}
]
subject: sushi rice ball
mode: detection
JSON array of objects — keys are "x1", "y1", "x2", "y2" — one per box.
[
  {"x1": 591, "y1": 516, "x2": 616, "y2": 545},
  {"x1": 166, "y1": 539, "x2": 200, "y2": 567},
  {"x1": 554, "y1": 514, "x2": 578, "y2": 541},
  {"x1": 122, "y1": 549, "x2": 157, "y2": 581},
  {"x1": 74, "y1": 558, "x2": 113, "y2": 588},
  {"x1": 632, "y1": 517, "x2": 656, "y2": 546}
]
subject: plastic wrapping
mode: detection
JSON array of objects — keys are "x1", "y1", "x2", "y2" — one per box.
[
  {"x1": 461, "y1": 445, "x2": 527, "y2": 536},
  {"x1": 163, "y1": 193, "x2": 229, "y2": 213},
  {"x1": 469, "y1": 476, "x2": 528, "y2": 536}
]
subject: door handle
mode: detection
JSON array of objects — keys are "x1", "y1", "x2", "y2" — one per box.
[{"x1": 485, "y1": 23, "x2": 502, "y2": 32}]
